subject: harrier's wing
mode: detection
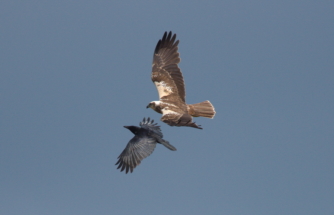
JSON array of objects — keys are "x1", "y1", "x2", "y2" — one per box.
[
  {"x1": 115, "y1": 135, "x2": 156, "y2": 174},
  {"x1": 161, "y1": 109, "x2": 202, "y2": 129},
  {"x1": 152, "y1": 31, "x2": 186, "y2": 103}
]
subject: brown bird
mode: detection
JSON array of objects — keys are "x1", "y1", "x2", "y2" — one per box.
[{"x1": 147, "y1": 31, "x2": 216, "y2": 129}]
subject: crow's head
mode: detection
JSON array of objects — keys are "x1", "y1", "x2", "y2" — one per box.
[{"x1": 124, "y1": 126, "x2": 140, "y2": 135}]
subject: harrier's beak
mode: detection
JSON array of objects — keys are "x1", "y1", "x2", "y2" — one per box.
[{"x1": 146, "y1": 104, "x2": 150, "y2": 108}]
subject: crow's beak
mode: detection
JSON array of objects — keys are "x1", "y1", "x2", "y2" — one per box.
[{"x1": 123, "y1": 126, "x2": 130, "y2": 129}]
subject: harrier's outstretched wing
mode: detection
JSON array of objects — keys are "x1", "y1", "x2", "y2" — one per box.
[
  {"x1": 152, "y1": 31, "x2": 185, "y2": 103},
  {"x1": 116, "y1": 136, "x2": 157, "y2": 174}
]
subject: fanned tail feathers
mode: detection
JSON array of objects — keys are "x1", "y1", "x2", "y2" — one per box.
[{"x1": 187, "y1": 100, "x2": 216, "y2": 118}]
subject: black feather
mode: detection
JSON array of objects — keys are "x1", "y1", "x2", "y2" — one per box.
[{"x1": 116, "y1": 117, "x2": 177, "y2": 174}]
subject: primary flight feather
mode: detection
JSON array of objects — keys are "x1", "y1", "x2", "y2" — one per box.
[{"x1": 147, "y1": 31, "x2": 216, "y2": 129}]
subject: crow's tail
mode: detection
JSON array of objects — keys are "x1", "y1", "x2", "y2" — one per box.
[{"x1": 159, "y1": 139, "x2": 177, "y2": 151}]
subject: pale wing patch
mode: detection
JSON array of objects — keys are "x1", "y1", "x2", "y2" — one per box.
[
  {"x1": 156, "y1": 101, "x2": 177, "y2": 108},
  {"x1": 162, "y1": 102, "x2": 177, "y2": 108},
  {"x1": 154, "y1": 81, "x2": 173, "y2": 99},
  {"x1": 161, "y1": 108, "x2": 178, "y2": 116}
]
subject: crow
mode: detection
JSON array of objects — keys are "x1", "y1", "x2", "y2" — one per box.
[{"x1": 116, "y1": 117, "x2": 176, "y2": 173}]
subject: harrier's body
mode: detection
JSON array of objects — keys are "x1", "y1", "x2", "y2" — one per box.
[
  {"x1": 147, "y1": 31, "x2": 216, "y2": 129},
  {"x1": 116, "y1": 118, "x2": 176, "y2": 174}
]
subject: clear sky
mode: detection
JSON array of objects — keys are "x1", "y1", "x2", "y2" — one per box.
[{"x1": 1, "y1": 1, "x2": 333, "y2": 214}]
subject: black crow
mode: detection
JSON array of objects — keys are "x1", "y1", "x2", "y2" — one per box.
[{"x1": 116, "y1": 117, "x2": 176, "y2": 173}]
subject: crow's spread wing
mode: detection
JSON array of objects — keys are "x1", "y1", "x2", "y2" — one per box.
[
  {"x1": 139, "y1": 117, "x2": 163, "y2": 137},
  {"x1": 116, "y1": 136, "x2": 157, "y2": 174},
  {"x1": 151, "y1": 31, "x2": 186, "y2": 103}
]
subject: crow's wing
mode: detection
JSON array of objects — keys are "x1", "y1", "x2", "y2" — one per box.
[
  {"x1": 115, "y1": 135, "x2": 157, "y2": 174},
  {"x1": 152, "y1": 31, "x2": 186, "y2": 103},
  {"x1": 140, "y1": 117, "x2": 163, "y2": 137}
]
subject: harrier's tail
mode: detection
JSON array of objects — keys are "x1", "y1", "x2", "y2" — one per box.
[
  {"x1": 188, "y1": 100, "x2": 216, "y2": 119},
  {"x1": 158, "y1": 139, "x2": 177, "y2": 151}
]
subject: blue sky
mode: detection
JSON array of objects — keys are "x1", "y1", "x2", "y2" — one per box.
[{"x1": 1, "y1": 1, "x2": 333, "y2": 214}]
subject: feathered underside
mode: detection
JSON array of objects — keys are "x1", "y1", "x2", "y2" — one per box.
[
  {"x1": 149, "y1": 101, "x2": 202, "y2": 129},
  {"x1": 161, "y1": 110, "x2": 202, "y2": 129}
]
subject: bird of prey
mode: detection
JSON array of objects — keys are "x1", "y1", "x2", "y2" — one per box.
[
  {"x1": 116, "y1": 117, "x2": 176, "y2": 174},
  {"x1": 147, "y1": 31, "x2": 216, "y2": 129}
]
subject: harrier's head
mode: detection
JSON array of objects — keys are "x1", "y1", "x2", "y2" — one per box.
[
  {"x1": 146, "y1": 102, "x2": 156, "y2": 109},
  {"x1": 146, "y1": 101, "x2": 162, "y2": 114}
]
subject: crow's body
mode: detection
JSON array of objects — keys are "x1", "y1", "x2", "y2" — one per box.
[{"x1": 116, "y1": 118, "x2": 176, "y2": 173}]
